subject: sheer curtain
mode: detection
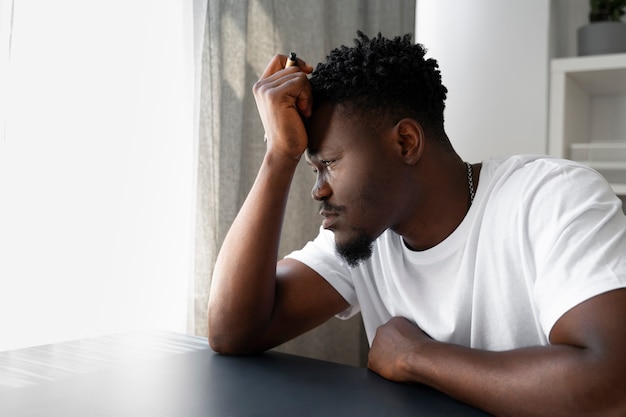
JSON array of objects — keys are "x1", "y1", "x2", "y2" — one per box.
[
  {"x1": 0, "y1": 1, "x2": 198, "y2": 351},
  {"x1": 0, "y1": 0, "x2": 13, "y2": 140},
  {"x1": 195, "y1": 0, "x2": 415, "y2": 366}
]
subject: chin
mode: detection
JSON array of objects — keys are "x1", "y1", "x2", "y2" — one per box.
[{"x1": 333, "y1": 229, "x2": 374, "y2": 268}]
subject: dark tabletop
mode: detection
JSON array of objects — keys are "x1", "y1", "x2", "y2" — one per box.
[{"x1": 0, "y1": 331, "x2": 491, "y2": 416}]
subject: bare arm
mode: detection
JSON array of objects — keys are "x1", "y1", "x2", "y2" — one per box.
[
  {"x1": 208, "y1": 55, "x2": 348, "y2": 355},
  {"x1": 368, "y1": 288, "x2": 626, "y2": 417}
]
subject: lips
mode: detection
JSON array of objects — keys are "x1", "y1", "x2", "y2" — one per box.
[{"x1": 320, "y1": 210, "x2": 338, "y2": 229}]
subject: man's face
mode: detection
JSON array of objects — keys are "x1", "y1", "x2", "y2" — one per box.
[{"x1": 305, "y1": 103, "x2": 402, "y2": 267}]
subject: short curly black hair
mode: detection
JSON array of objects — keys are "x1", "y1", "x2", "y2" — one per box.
[{"x1": 310, "y1": 31, "x2": 450, "y2": 149}]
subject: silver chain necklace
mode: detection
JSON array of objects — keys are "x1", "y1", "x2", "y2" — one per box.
[{"x1": 464, "y1": 161, "x2": 475, "y2": 206}]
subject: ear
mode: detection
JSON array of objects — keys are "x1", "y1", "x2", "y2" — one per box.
[{"x1": 393, "y1": 118, "x2": 424, "y2": 165}]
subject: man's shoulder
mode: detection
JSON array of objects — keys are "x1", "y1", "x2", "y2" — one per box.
[
  {"x1": 485, "y1": 154, "x2": 582, "y2": 174},
  {"x1": 481, "y1": 155, "x2": 620, "y2": 229},
  {"x1": 484, "y1": 155, "x2": 601, "y2": 190}
]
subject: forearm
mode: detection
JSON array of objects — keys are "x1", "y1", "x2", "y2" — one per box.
[
  {"x1": 208, "y1": 151, "x2": 299, "y2": 354},
  {"x1": 404, "y1": 341, "x2": 622, "y2": 417}
]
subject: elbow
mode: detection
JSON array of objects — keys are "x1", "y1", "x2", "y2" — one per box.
[
  {"x1": 206, "y1": 325, "x2": 225, "y2": 353},
  {"x1": 207, "y1": 333, "x2": 237, "y2": 355},
  {"x1": 208, "y1": 328, "x2": 245, "y2": 355},
  {"x1": 208, "y1": 333, "x2": 264, "y2": 356},
  {"x1": 206, "y1": 293, "x2": 272, "y2": 356},
  {"x1": 207, "y1": 316, "x2": 241, "y2": 355},
  {"x1": 207, "y1": 317, "x2": 265, "y2": 356},
  {"x1": 206, "y1": 297, "x2": 239, "y2": 355}
]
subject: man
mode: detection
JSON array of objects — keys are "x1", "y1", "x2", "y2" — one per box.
[{"x1": 208, "y1": 32, "x2": 626, "y2": 416}]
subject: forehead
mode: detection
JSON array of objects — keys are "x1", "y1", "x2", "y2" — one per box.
[{"x1": 306, "y1": 102, "x2": 364, "y2": 158}]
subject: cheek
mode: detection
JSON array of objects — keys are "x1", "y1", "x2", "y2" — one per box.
[
  {"x1": 345, "y1": 175, "x2": 389, "y2": 222},
  {"x1": 337, "y1": 155, "x2": 397, "y2": 222},
  {"x1": 356, "y1": 185, "x2": 379, "y2": 210}
]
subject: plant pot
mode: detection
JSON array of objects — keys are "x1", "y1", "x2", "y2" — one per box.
[{"x1": 578, "y1": 21, "x2": 626, "y2": 56}]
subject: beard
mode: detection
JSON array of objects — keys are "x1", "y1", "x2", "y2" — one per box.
[{"x1": 335, "y1": 228, "x2": 373, "y2": 268}]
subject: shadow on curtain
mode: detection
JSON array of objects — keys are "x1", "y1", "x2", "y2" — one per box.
[{"x1": 195, "y1": 0, "x2": 415, "y2": 367}]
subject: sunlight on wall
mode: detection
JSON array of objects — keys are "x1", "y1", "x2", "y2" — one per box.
[
  {"x1": 416, "y1": 0, "x2": 550, "y2": 161},
  {"x1": 0, "y1": 0, "x2": 195, "y2": 351}
]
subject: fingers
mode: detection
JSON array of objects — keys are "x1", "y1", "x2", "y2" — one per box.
[
  {"x1": 254, "y1": 66, "x2": 313, "y2": 119},
  {"x1": 259, "y1": 53, "x2": 314, "y2": 80},
  {"x1": 252, "y1": 53, "x2": 314, "y2": 158},
  {"x1": 256, "y1": 53, "x2": 314, "y2": 119},
  {"x1": 285, "y1": 52, "x2": 298, "y2": 68},
  {"x1": 293, "y1": 56, "x2": 314, "y2": 73},
  {"x1": 296, "y1": 94, "x2": 313, "y2": 118}
]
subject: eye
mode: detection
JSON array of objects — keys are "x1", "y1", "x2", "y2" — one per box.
[{"x1": 309, "y1": 159, "x2": 336, "y2": 175}]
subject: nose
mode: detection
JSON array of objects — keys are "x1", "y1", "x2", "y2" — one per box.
[{"x1": 311, "y1": 175, "x2": 332, "y2": 201}]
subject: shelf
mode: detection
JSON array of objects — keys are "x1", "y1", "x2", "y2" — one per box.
[
  {"x1": 570, "y1": 142, "x2": 626, "y2": 161},
  {"x1": 552, "y1": 53, "x2": 626, "y2": 72},
  {"x1": 611, "y1": 184, "x2": 626, "y2": 195},
  {"x1": 571, "y1": 161, "x2": 626, "y2": 195},
  {"x1": 575, "y1": 161, "x2": 626, "y2": 170},
  {"x1": 549, "y1": 54, "x2": 626, "y2": 196},
  {"x1": 551, "y1": 53, "x2": 626, "y2": 95}
]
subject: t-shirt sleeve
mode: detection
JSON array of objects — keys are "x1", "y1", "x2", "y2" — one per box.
[
  {"x1": 285, "y1": 227, "x2": 361, "y2": 319},
  {"x1": 530, "y1": 162, "x2": 626, "y2": 338}
]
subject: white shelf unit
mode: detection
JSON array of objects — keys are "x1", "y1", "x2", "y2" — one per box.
[{"x1": 549, "y1": 53, "x2": 626, "y2": 196}]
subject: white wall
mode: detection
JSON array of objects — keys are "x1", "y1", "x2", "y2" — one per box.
[
  {"x1": 0, "y1": 1, "x2": 196, "y2": 351},
  {"x1": 416, "y1": 0, "x2": 551, "y2": 162}
]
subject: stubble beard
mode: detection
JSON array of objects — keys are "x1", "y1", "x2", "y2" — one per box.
[
  {"x1": 335, "y1": 228, "x2": 373, "y2": 268},
  {"x1": 321, "y1": 201, "x2": 374, "y2": 267}
]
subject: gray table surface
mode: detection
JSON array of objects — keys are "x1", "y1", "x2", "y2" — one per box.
[{"x1": 0, "y1": 331, "x2": 492, "y2": 416}]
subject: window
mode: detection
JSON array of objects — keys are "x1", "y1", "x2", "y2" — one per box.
[{"x1": 0, "y1": 0, "x2": 196, "y2": 351}]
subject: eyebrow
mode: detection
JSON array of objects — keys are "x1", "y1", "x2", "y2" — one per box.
[
  {"x1": 304, "y1": 149, "x2": 323, "y2": 165},
  {"x1": 306, "y1": 144, "x2": 340, "y2": 161}
]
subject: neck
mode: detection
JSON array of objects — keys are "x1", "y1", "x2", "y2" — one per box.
[{"x1": 395, "y1": 154, "x2": 480, "y2": 251}]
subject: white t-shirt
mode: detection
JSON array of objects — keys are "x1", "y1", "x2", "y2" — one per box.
[{"x1": 286, "y1": 156, "x2": 626, "y2": 350}]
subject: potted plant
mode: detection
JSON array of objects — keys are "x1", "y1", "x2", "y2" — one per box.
[{"x1": 578, "y1": 0, "x2": 626, "y2": 56}]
